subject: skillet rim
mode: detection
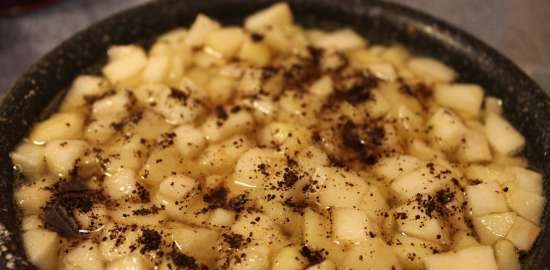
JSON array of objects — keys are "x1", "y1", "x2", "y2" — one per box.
[{"x1": 1, "y1": 0, "x2": 548, "y2": 268}]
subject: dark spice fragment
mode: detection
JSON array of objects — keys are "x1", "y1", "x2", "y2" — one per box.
[
  {"x1": 132, "y1": 205, "x2": 163, "y2": 216},
  {"x1": 215, "y1": 105, "x2": 229, "y2": 120},
  {"x1": 138, "y1": 229, "x2": 162, "y2": 253},
  {"x1": 203, "y1": 188, "x2": 228, "y2": 208},
  {"x1": 227, "y1": 194, "x2": 248, "y2": 212},
  {"x1": 222, "y1": 233, "x2": 244, "y2": 249},
  {"x1": 250, "y1": 32, "x2": 264, "y2": 42},
  {"x1": 300, "y1": 246, "x2": 324, "y2": 265},
  {"x1": 170, "y1": 250, "x2": 207, "y2": 270},
  {"x1": 169, "y1": 88, "x2": 189, "y2": 102},
  {"x1": 42, "y1": 180, "x2": 107, "y2": 237},
  {"x1": 277, "y1": 168, "x2": 299, "y2": 190}
]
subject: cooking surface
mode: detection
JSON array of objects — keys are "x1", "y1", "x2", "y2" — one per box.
[{"x1": 0, "y1": 0, "x2": 549, "y2": 95}]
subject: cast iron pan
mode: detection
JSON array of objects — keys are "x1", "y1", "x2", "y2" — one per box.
[{"x1": 1, "y1": 0, "x2": 548, "y2": 268}]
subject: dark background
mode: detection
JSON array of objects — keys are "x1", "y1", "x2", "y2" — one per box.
[{"x1": 1, "y1": 0, "x2": 549, "y2": 95}]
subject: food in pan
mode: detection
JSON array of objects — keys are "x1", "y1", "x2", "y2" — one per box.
[{"x1": 11, "y1": 3, "x2": 544, "y2": 270}]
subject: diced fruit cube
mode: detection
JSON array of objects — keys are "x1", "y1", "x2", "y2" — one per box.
[
  {"x1": 407, "y1": 57, "x2": 456, "y2": 83},
  {"x1": 424, "y1": 246, "x2": 498, "y2": 270},
  {"x1": 10, "y1": 143, "x2": 45, "y2": 179},
  {"x1": 494, "y1": 239, "x2": 521, "y2": 270},
  {"x1": 30, "y1": 112, "x2": 84, "y2": 144},
  {"x1": 484, "y1": 112, "x2": 525, "y2": 156},
  {"x1": 106, "y1": 254, "x2": 150, "y2": 270},
  {"x1": 332, "y1": 207, "x2": 378, "y2": 243},
  {"x1": 465, "y1": 182, "x2": 509, "y2": 216},
  {"x1": 505, "y1": 183, "x2": 545, "y2": 224},
  {"x1": 472, "y1": 212, "x2": 516, "y2": 245},
  {"x1": 434, "y1": 84, "x2": 484, "y2": 117},
  {"x1": 245, "y1": 2, "x2": 293, "y2": 31},
  {"x1": 272, "y1": 246, "x2": 307, "y2": 270},
  {"x1": 505, "y1": 166, "x2": 543, "y2": 195},
  {"x1": 428, "y1": 108, "x2": 467, "y2": 150},
  {"x1": 452, "y1": 230, "x2": 480, "y2": 250},
  {"x1": 23, "y1": 229, "x2": 59, "y2": 270},
  {"x1": 308, "y1": 167, "x2": 367, "y2": 208},
  {"x1": 205, "y1": 27, "x2": 245, "y2": 58},
  {"x1": 62, "y1": 240, "x2": 104, "y2": 270},
  {"x1": 391, "y1": 233, "x2": 442, "y2": 270},
  {"x1": 343, "y1": 237, "x2": 402, "y2": 270},
  {"x1": 456, "y1": 130, "x2": 492, "y2": 163},
  {"x1": 44, "y1": 139, "x2": 88, "y2": 177},
  {"x1": 186, "y1": 14, "x2": 220, "y2": 47},
  {"x1": 505, "y1": 215, "x2": 541, "y2": 251},
  {"x1": 394, "y1": 197, "x2": 450, "y2": 244}
]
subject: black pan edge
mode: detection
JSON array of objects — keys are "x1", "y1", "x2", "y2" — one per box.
[{"x1": 1, "y1": 0, "x2": 548, "y2": 269}]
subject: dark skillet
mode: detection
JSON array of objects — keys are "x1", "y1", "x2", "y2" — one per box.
[{"x1": 0, "y1": 0, "x2": 548, "y2": 268}]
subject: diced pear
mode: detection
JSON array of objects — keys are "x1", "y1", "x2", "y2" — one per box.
[
  {"x1": 44, "y1": 139, "x2": 88, "y2": 177},
  {"x1": 106, "y1": 254, "x2": 150, "y2": 270},
  {"x1": 313, "y1": 29, "x2": 366, "y2": 51},
  {"x1": 505, "y1": 166, "x2": 543, "y2": 195},
  {"x1": 472, "y1": 212, "x2": 516, "y2": 245},
  {"x1": 142, "y1": 55, "x2": 169, "y2": 83},
  {"x1": 244, "y1": 2, "x2": 293, "y2": 31},
  {"x1": 303, "y1": 208, "x2": 346, "y2": 263},
  {"x1": 452, "y1": 231, "x2": 480, "y2": 250},
  {"x1": 394, "y1": 198, "x2": 451, "y2": 244},
  {"x1": 465, "y1": 182, "x2": 509, "y2": 216},
  {"x1": 106, "y1": 135, "x2": 148, "y2": 174},
  {"x1": 15, "y1": 179, "x2": 53, "y2": 214},
  {"x1": 62, "y1": 240, "x2": 104, "y2": 270},
  {"x1": 132, "y1": 110, "x2": 174, "y2": 140},
  {"x1": 505, "y1": 183, "x2": 545, "y2": 224},
  {"x1": 227, "y1": 245, "x2": 270, "y2": 270},
  {"x1": 231, "y1": 211, "x2": 288, "y2": 250},
  {"x1": 365, "y1": 89, "x2": 391, "y2": 118},
  {"x1": 308, "y1": 75, "x2": 333, "y2": 97},
  {"x1": 366, "y1": 63, "x2": 397, "y2": 81},
  {"x1": 197, "y1": 135, "x2": 253, "y2": 175},
  {"x1": 428, "y1": 108, "x2": 467, "y2": 150},
  {"x1": 172, "y1": 124, "x2": 207, "y2": 158},
  {"x1": 110, "y1": 203, "x2": 167, "y2": 226},
  {"x1": 99, "y1": 223, "x2": 141, "y2": 261},
  {"x1": 424, "y1": 246, "x2": 498, "y2": 270},
  {"x1": 407, "y1": 139, "x2": 446, "y2": 161},
  {"x1": 103, "y1": 168, "x2": 139, "y2": 200},
  {"x1": 205, "y1": 27, "x2": 245, "y2": 58},
  {"x1": 357, "y1": 184, "x2": 389, "y2": 225},
  {"x1": 505, "y1": 215, "x2": 541, "y2": 251},
  {"x1": 30, "y1": 112, "x2": 84, "y2": 144},
  {"x1": 308, "y1": 167, "x2": 367, "y2": 208},
  {"x1": 21, "y1": 215, "x2": 43, "y2": 231},
  {"x1": 258, "y1": 200, "x2": 304, "y2": 238},
  {"x1": 494, "y1": 239, "x2": 521, "y2": 270},
  {"x1": 374, "y1": 155, "x2": 423, "y2": 183},
  {"x1": 23, "y1": 229, "x2": 59, "y2": 270},
  {"x1": 456, "y1": 129, "x2": 492, "y2": 163},
  {"x1": 407, "y1": 57, "x2": 456, "y2": 83},
  {"x1": 60, "y1": 75, "x2": 110, "y2": 111},
  {"x1": 332, "y1": 207, "x2": 379, "y2": 243},
  {"x1": 391, "y1": 166, "x2": 449, "y2": 202},
  {"x1": 434, "y1": 84, "x2": 484, "y2": 117},
  {"x1": 140, "y1": 145, "x2": 199, "y2": 186},
  {"x1": 230, "y1": 148, "x2": 285, "y2": 196},
  {"x1": 170, "y1": 226, "x2": 219, "y2": 263},
  {"x1": 10, "y1": 143, "x2": 45, "y2": 179},
  {"x1": 103, "y1": 45, "x2": 147, "y2": 84},
  {"x1": 272, "y1": 246, "x2": 307, "y2": 270},
  {"x1": 257, "y1": 121, "x2": 312, "y2": 155},
  {"x1": 464, "y1": 165, "x2": 514, "y2": 185},
  {"x1": 306, "y1": 260, "x2": 336, "y2": 270},
  {"x1": 186, "y1": 14, "x2": 220, "y2": 47},
  {"x1": 205, "y1": 74, "x2": 235, "y2": 105},
  {"x1": 158, "y1": 174, "x2": 198, "y2": 200},
  {"x1": 391, "y1": 233, "x2": 442, "y2": 270},
  {"x1": 343, "y1": 237, "x2": 402, "y2": 270},
  {"x1": 91, "y1": 91, "x2": 131, "y2": 119},
  {"x1": 484, "y1": 112, "x2": 525, "y2": 155},
  {"x1": 208, "y1": 208, "x2": 236, "y2": 228},
  {"x1": 84, "y1": 117, "x2": 117, "y2": 144},
  {"x1": 239, "y1": 39, "x2": 271, "y2": 66},
  {"x1": 201, "y1": 109, "x2": 254, "y2": 142}
]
